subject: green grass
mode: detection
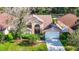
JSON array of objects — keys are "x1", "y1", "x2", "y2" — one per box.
[
  {"x1": 64, "y1": 46, "x2": 77, "y2": 51},
  {"x1": 0, "y1": 42, "x2": 48, "y2": 51}
]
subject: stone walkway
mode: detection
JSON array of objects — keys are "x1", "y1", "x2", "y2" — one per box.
[{"x1": 46, "y1": 38, "x2": 65, "y2": 51}]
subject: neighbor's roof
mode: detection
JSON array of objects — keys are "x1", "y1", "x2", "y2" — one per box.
[
  {"x1": 0, "y1": 13, "x2": 15, "y2": 28},
  {"x1": 58, "y1": 13, "x2": 78, "y2": 27}
]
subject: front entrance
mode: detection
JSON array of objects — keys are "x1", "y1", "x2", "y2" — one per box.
[{"x1": 34, "y1": 24, "x2": 40, "y2": 34}]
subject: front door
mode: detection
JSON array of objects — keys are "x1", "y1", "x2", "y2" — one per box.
[{"x1": 34, "y1": 24, "x2": 40, "y2": 34}]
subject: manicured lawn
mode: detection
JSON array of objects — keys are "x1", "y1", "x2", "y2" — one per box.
[{"x1": 0, "y1": 42, "x2": 48, "y2": 51}]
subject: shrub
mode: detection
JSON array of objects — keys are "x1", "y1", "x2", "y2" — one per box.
[
  {"x1": 60, "y1": 32, "x2": 69, "y2": 40},
  {"x1": 0, "y1": 32, "x2": 3, "y2": 38},
  {"x1": 0, "y1": 32, "x2": 3, "y2": 40},
  {"x1": 10, "y1": 31, "x2": 22, "y2": 39},
  {"x1": 5, "y1": 33, "x2": 14, "y2": 41},
  {"x1": 67, "y1": 31, "x2": 79, "y2": 46},
  {"x1": 60, "y1": 32, "x2": 69, "y2": 46},
  {"x1": 60, "y1": 31, "x2": 79, "y2": 51},
  {"x1": 10, "y1": 31, "x2": 16, "y2": 39},
  {"x1": 65, "y1": 46, "x2": 76, "y2": 51},
  {"x1": 39, "y1": 32, "x2": 45, "y2": 40},
  {"x1": 19, "y1": 34, "x2": 40, "y2": 45},
  {"x1": 21, "y1": 34, "x2": 40, "y2": 41},
  {"x1": 31, "y1": 43, "x2": 48, "y2": 51}
]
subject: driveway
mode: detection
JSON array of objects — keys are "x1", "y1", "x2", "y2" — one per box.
[
  {"x1": 46, "y1": 39, "x2": 65, "y2": 51},
  {"x1": 45, "y1": 25, "x2": 65, "y2": 51}
]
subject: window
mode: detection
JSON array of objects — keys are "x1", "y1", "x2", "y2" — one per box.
[
  {"x1": 27, "y1": 24, "x2": 32, "y2": 28},
  {"x1": 34, "y1": 24, "x2": 40, "y2": 34}
]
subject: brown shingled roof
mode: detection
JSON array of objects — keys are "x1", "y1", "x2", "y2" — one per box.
[{"x1": 58, "y1": 13, "x2": 78, "y2": 27}]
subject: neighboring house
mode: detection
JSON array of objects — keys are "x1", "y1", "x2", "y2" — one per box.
[
  {"x1": 56, "y1": 13, "x2": 78, "y2": 33},
  {"x1": 0, "y1": 13, "x2": 16, "y2": 35}
]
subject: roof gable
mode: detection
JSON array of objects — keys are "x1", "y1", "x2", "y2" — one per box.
[
  {"x1": 24, "y1": 15, "x2": 52, "y2": 29},
  {"x1": 33, "y1": 15, "x2": 44, "y2": 22}
]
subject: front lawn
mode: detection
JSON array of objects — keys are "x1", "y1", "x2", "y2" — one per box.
[
  {"x1": 0, "y1": 42, "x2": 47, "y2": 51},
  {"x1": 0, "y1": 32, "x2": 47, "y2": 51}
]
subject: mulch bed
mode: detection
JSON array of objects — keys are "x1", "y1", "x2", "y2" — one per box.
[{"x1": 14, "y1": 38, "x2": 46, "y2": 46}]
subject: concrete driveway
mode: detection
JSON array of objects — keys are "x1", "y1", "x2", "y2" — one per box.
[
  {"x1": 46, "y1": 39, "x2": 65, "y2": 51},
  {"x1": 45, "y1": 25, "x2": 65, "y2": 51}
]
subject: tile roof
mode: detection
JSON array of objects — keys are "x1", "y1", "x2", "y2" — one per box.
[
  {"x1": 24, "y1": 15, "x2": 52, "y2": 29},
  {"x1": 0, "y1": 13, "x2": 52, "y2": 30},
  {"x1": 36, "y1": 15, "x2": 52, "y2": 29},
  {"x1": 58, "y1": 13, "x2": 77, "y2": 27},
  {"x1": 0, "y1": 13, "x2": 15, "y2": 28}
]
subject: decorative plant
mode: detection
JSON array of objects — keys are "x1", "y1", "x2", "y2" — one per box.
[{"x1": 5, "y1": 33, "x2": 14, "y2": 41}]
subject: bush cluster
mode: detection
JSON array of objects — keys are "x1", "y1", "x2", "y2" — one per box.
[
  {"x1": 0, "y1": 31, "x2": 41, "y2": 46},
  {"x1": 0, "y1": 32, "x2": 4, "y2": 42},
  {"x1": 60, "y1": 32, "x2": 69, "y2": 46},
  {"x1": 60, "y1": 32, "x2": 69, "y2": 40},
  {"x1": 5, "y1": 33, "x2": 14, "y2": 41},
  {"x1": 21, "y1": 34, "x2": 40, "y2": 41}
]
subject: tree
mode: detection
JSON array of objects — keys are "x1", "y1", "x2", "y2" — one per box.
[
  {"x1": 4, "y1": 7, "x2": 31, "y2": 39},
  {"x1": 67, "y1": 27, "x2": 79, "y2": 47},
  {"x1": 31, "y1": 7, "x2": 78, "y2": 15},
  {"x1": 4, "y1": 7, "x2": 31, "y2": 17}
]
